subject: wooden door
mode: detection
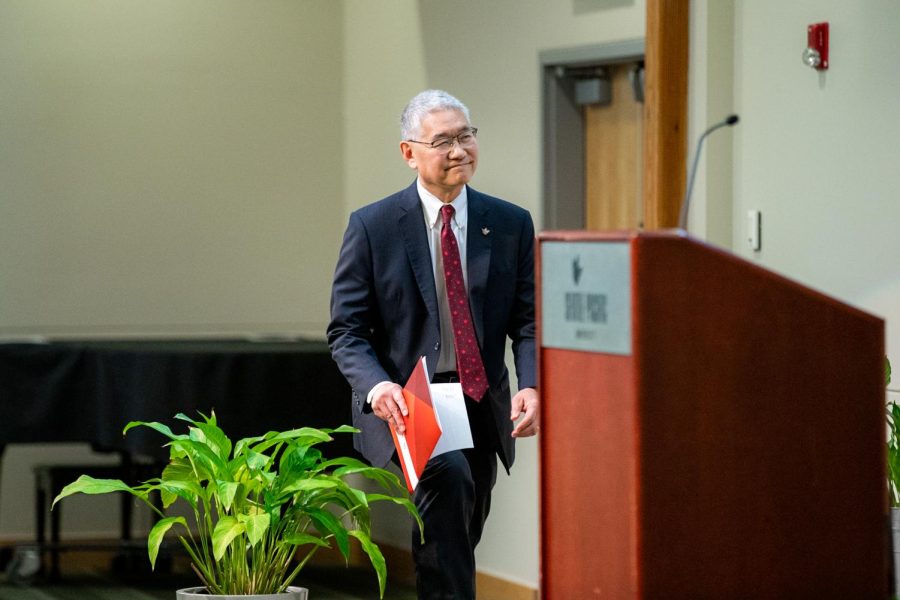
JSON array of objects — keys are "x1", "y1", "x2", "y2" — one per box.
[{"x1": 584, "y1": 63, "x2": 644, "y2": 231}]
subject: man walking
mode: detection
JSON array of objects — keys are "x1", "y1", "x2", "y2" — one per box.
[{"x1": 328, "y1": 89, "x2": 539, "y2": 599}]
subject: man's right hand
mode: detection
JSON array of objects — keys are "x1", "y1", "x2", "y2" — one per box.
[{"x1": 371, "y1": 383, "x2": 409, "y2": 434}]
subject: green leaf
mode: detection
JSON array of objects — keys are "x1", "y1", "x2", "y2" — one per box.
[
  {"x1": 168, "y1": 437, "x2": 228, "y2": 481},
  {"x1": 367, "y1": 494, "x2": 424, "y2": 542},
  {"x1": 159, "y1": 483, "x2": 200, "y2": 510},
  {"x1": 52, "y1": 476, "x2": 138, "y2": 508},
  {"x1": 330, "y1": 425, "x2": 359, "y2": 434},
  {"x1": 190, "y1": 418, "x2": 233, "y2": 461},
  {"x1": 162, "y1": 459, "x2": 194, "y2": 481},
  {"x1": 281, "y1": 446, "x2": 322, "y2": 475},
  {"x1": 349, "y1": 529, "x2": 386, "y2": 599},
  {"x1": 282, "y1": 532, "x2": 331, "y2": 549},
  {"x1": 251, "y1": 427, "x2": 333, "y2": 455},
  {"x1": 244, "y1": 449, "x2": 269, "y2": 471},
  {"x1": 212, "y1": 516, "x2": 245, "y2": 561},
  {"x1": 332, "y1": 464, "x2": 406, "y2": 492},
  {"x1": 280, "y1": 478, "x2": 339, "y2": 495},
  {"x1": 147, "y1": 516, "x2": 187, "y2": 568},
  {"x1": 305, "y1": 507, "x2": 350, "y2": 560},
  {"x1": 233, "y1": 435, "x2": 267, "y2": 457},
  {"x1": 216, "y1": 480, "x2": 240, "y2": 511},
  {"x1": 271, "y1": 427, "x2": 334, "y2": 443},
  {"x1": 348, "y1": 487, "x2": 368, "y2": 508},
  {"x1": 238, "y1": 511, "x2": 270, "y2": 547},
  {"x1": 122, "y1": 420, "x2": 185, "y2": 441}
]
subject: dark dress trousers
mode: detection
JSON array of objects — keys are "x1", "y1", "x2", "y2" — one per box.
[{"x1": 327, "y1": 181, "x2": 536, "y2": 599}]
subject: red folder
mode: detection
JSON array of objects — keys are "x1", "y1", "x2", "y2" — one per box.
[{"x1": 389, "y1": 356, "x2": 442, "y2": 492}]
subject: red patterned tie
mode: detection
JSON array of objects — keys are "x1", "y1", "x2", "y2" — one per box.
[{"x1": 440, "y1": 204, "x2": 488, "y2": 401}]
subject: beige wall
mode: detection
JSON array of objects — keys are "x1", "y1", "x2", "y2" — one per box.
[
  {"x1": 342, "y1": 0, "x2": 428, "y2": 213},
  {"x1": 734, "y1": 0, "x2": 900, "y2": 299},
  {"x1": 689, "y1": 0, "x2": 900, "y2": 369},
  {"x1": 0, "y1": 0, "x2": 343, "y2": 339},
  {"x1": 688, "y1": 0, "x2": 735, "y2": 248}
]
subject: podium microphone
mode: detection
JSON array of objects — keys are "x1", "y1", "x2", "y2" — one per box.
[{"x1": 677, "y1": 114, "x2": 739, "y2": 231}]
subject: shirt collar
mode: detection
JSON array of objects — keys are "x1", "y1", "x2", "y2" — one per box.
[{"x1": 417, "y1": 178, "x2": 468, "y2": 230}]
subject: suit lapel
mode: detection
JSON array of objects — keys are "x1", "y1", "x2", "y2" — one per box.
[
  {"x1": 466, "y1": 188, "x2": 492, "y2": 345},
  {"x1": 397, "y1": 183, "x2": 439, "y2": 320}
]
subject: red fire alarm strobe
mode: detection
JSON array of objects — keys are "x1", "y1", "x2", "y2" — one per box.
[{"x1": 803, "y1": 22, "x2": 829, "y2": 70}]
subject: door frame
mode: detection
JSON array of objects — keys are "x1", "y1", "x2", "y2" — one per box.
[
  {"x1": 541, "y1": 0, "x2": 690, "y2": 231},
  {"x1": 540, "y1": 39, "x2": 645, "y2": 230}
]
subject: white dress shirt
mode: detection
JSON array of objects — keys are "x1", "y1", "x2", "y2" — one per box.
[{"x1": 417, "y1": 179, "x2": 468, "y2": 375}]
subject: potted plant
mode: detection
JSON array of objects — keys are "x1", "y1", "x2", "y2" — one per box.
[
  {"x1": 52, "y1": 411, "x2": 422, "y2": 599},
  {"x1": 887, "y1": 358, "x2": 897, "y2": 504},
  {"x1": 884, "y1": 357, "x2": 900, "y2": 597}
]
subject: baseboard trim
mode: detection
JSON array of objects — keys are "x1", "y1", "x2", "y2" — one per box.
[
  {"x1": 476, "y1": 570, "x2": 539, "y2": 600},
  {"x1": 377, "y1": 542, "x2": 538, "y2": 600}
]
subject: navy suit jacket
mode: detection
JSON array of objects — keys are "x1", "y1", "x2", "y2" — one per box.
[{"x1": 327, "y1": 181, "x2": 536, "y2": 471}]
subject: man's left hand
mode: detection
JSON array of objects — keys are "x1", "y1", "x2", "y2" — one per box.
[{"x1": 510, "y1": 387, "x2": 539, "y2": 438}]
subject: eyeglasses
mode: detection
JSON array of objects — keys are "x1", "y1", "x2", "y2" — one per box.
[{"x1": 407, "y1": 127, "x2": 478, "y2": 151}]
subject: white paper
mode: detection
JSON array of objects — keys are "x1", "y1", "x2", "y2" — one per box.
[
  {"x1": 395, "y1": 432, "x2": 419, "y2": 490},
  {"x1": 429, "y1": 383, "x2": 474, "y2": 457}
]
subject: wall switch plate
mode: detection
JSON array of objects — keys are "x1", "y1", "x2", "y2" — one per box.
[{"x1": 747, "y1": 209, "x2": 761, "y2": 251}]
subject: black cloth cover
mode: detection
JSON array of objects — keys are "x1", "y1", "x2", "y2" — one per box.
[{"x1": 0, "y1": 339, "x2": 355, "y2": 459}]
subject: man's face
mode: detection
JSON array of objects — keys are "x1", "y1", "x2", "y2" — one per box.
[{"x1": 400, "y1": 108, "x2": 478, "y2": 202}]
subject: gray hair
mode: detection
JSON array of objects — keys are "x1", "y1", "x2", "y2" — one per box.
[{"x1": 400, "y1": 89, "x2": 471, "y2": 140}]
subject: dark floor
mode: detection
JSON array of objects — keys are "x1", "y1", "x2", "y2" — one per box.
[
  {"x1": 1, "y1": 570, "x2": 416, "y2": 599},
  {"x1": 0, "y1": 547, "x2": 418, "y2": 599}
]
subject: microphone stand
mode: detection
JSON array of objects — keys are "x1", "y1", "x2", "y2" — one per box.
[{"x1": 678, "y1": 114, "x2": 739, "y2": 231}]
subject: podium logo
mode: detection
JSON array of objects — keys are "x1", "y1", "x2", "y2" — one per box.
[
  {"x1": 572, "y1": 256, "x2": 583, "y2": 285},
  {"x1": 567, "y1": 255, "x2": 606, "y2": 326},
  {"x1": 565, "y1": 292, "x2": 607, "y2": 325}
]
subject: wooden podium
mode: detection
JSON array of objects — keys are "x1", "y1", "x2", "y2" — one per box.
[{"x1": 537, "y1": 231, "x2": 887, "y2": 599}]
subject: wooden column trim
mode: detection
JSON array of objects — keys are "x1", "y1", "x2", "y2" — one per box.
[{"x1": 643, "y1": 0, "x2": 689, "y2": 230}]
